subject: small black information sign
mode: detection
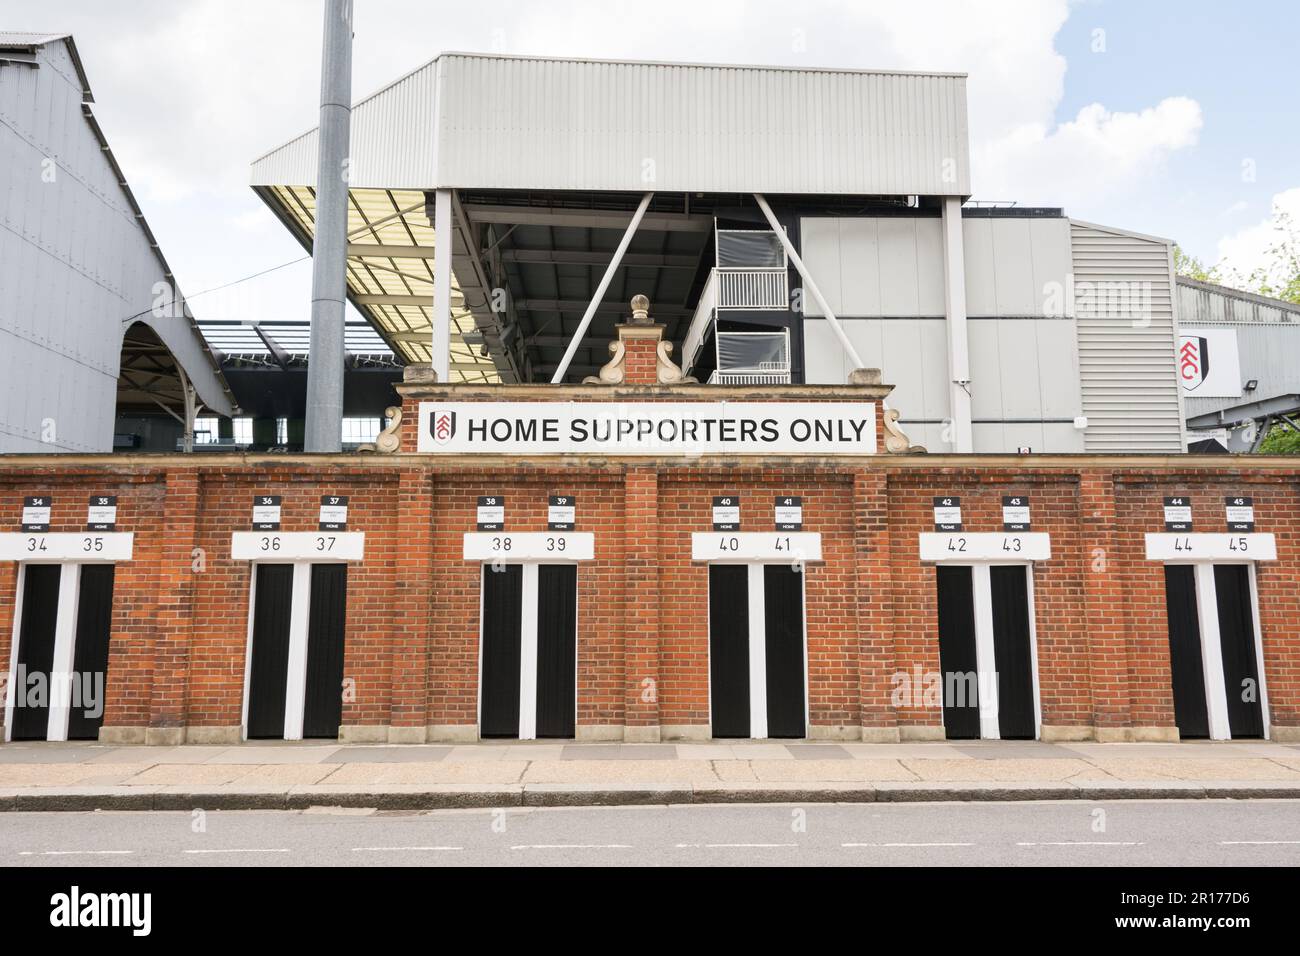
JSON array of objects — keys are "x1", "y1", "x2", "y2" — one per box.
[
  {"x1": 774, "y1": 496, "x2": 803, "y2": 531},
  {"x1": 1163, "y1": 496, "x2": 1193, "y2": 532},
  {"x1": 932, "y1": 496, "x2": 962, "y2": 532},
  {"x1": 547, "y1": 495, "x2": 575, "y2": 531},
  {"x1": 712, "y1": 496, "x2": 740, "y2": 532},
  {"x1": 21, "y1": 495, "x2": 51, "y2": 532},
  {"x1": 319, "y1": 495, "x2": 349, "y2": 531},
  {"x1": 1002, "y1": 495, "x2": 1031, "y2": 532},
  {"x1": 477, "y1": 495, "x2": 505, "y2": 531},
  {"x1": 87, "y1": 495, "x2": 117, "y2": 531},
  {"x1": 1225, "y1": 496, "x2": 1255, "y2": 532},
  {"x1": 252, "y1": 495, "x2": 282, "y2": 531}
]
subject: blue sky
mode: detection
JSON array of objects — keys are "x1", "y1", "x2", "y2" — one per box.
[
  {"x1": 7, "y1": 0, "x2": 1297, "y2": 325},
  {"x1": 1054, "y1": 0, "x2": 1299, "y2": 258}
]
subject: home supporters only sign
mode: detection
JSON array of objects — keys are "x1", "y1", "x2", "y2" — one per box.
[{"x1": 418, "y1": 402, "x2": 878, "y2": 455}]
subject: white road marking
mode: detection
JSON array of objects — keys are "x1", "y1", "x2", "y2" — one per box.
[
  {"x1": 19, "y1": 850, "x2": 134, "y2": 856},
  {"x1": 842, "y1": 842, "x2": 974, "y2": 848},
  {"x1": 1220, "y1": 840, "x2": 1300, "y2": 845},
  {"x1": 351, "y1": 846, "x2": 463, "y2": 852},
  {"x1": 1016, "y1": 841, "x2": 1142, "y2": 847},
  {"x1": 509, "y1": 844, "x2": 633, "y2": 850},
  {"x1": 182, "y1": 848, "x2": 291, "y2": 855},
  {"x1": 675, "y1": 843, "x2": 798, "y2": 849}
]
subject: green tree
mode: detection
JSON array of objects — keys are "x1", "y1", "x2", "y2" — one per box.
[
  {"x1": 1173, "y1": 244, "x2": 1220, "y2": 283},
  {"x1": 1258, "y1": 421, "x2": 1300, "y2": 455}
]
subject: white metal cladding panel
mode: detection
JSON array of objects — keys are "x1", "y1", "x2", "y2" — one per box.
[
  {"x1": 432, "y1": 55, "x2": 969, "y2": 194},
  {"x1": 0, "y1": 42, "x2": 227, "y2": 451},
  {"x1": 962, "y1": 218, "x2": 1071, "y2": 317},
  {"x1": 250, "y1": 60, "x2": 438, "y2": 187},
  {"x1": 799, "y1": 217, "x2": 944, "y2": 318},
  {"x1": 803, "y1": 317, "x2": 950, "y2": 422},
  {"x1": 1070, "y1": 221, "x2": 1184, "y2": 452},
  {"x1": 967, "y1": 318, "x2": 1082, "y2": 421}
]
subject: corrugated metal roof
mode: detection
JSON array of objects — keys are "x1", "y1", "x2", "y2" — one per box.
[{"x1": 251, "y1": 52, "x2": 971, "y2": 196}]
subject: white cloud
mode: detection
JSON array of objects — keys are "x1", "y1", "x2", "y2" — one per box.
[
  {"x1": 1215, "y1": 187, "x2": 1300, "y2": 284},
  {"x1": 974, "y1": 97, "x2": 1203, "y2": 206},
  {"x1": 2, "y1": 0, "x2": 1206, "y2": 322}
]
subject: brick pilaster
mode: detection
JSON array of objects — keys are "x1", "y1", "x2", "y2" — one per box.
[
  {"x1": 391, "y1": 467, "x2": 433, "y2": 741},
  {"x1": 146, "y1": 469, "x2": 200, "y2": 743},
  {"x1": 1080, "y1": 469, "x2": 1130, "y2": 738},
  {"x1": 623, "y1": 467, "x2": 661, "y2": 741},
  {"x1": 854, "y1": 469, "x2": 901, "y2": 740}
]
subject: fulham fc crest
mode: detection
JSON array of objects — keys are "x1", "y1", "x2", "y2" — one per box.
[
  {"x1": 431, "y1": 409, "x2": 456, "y2": 445},
  {"x1": 1179, "y1": 335, "x2": 1210, "y2": 391}
]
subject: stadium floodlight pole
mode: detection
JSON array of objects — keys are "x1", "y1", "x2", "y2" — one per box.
[
  {"x1": 752, "y1": 192, "x2": 866, "y2": 375},
  {"x1": 304, "y1": 0, "x2": 354, "y2": 452},
  {"x1": 550, "y1": 191, "x2": 654, "y2": 383}
]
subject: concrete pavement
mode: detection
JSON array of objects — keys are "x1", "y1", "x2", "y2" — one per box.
[
  {"x1": 0, "y1": 739, "x2": 1299, "y2": 809},
  {"x1": 4, "y1": 800, "x2": 1300, "y2": 866}
]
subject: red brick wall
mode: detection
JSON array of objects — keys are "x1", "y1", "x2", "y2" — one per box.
[{"x1": 1, "y1": 453, "x2": 1298, "y2": 743}]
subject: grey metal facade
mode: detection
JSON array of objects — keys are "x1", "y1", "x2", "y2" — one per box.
[
  {"x1": 1177, "y1": 276, "x2": 1300, "y2": 422},
  {"x1": 0, "y1": 33, "x2": 231, "y2": 453}
]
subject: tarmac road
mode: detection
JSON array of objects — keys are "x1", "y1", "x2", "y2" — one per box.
[{"x1": 1, "y1": 799, "x2": 1298, "y2": 866}]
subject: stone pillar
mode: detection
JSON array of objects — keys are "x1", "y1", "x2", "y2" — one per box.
[
  {"x1": 854, "y1": 470, "x2": 902, "y2": 742},
  {"x1": 623, "y1": 467, "x2": 661, "y2": 741}
]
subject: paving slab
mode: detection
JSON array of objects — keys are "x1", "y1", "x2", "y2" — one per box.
[
  {"x1": 324, "y1": 746, "x2": 451, "y2": 764},
  {"x1": 321, "y1": 761, "x2": 529, "y2": 785},
  {"x1": 0, "y1": 745, "x2": 113, "y2": 764},
  {"x1": 522, "y1": 760, "x2": 718, "y2": 785},
  {"x1": 900, "y1": 757, "x2": 1107, "y2": 782},
  {"x1": 748, "y1": 759, "x2": 917, "y2": 783},
  {"x1": 201, "y1": 746, "x2": 344, "y2": 765},
  {"x1": 560, "y1": 744, "x2": 677, "y2": 761},
  {"x1": 1084, "y1": 757, "x2": 1300, "y2": 781},
  {"x1": 786, "y1": 744, "x2": 851, "y2": 760}
]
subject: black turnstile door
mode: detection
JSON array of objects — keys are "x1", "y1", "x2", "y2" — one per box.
[
  {"x1": 246, "y1": 564, "x2": 294, "y2": 739},
  {"x1": 536, "y1": 564, "x2": 577, "y2": 738},
  {"x1": 1163, "y1": 565, "x2": 1209, "y2": 739},
  {"x1": 936, "y1": 565, "x2": 981, "y2": 740},
  {"x1": 1214, "y1": 564, "x2": 1264, "y2": 739},
  {"x1": 302, "y1": 564, "x2": 348, "y2": 739},
  {"x1": 709, "y1": 565, "x2": 750, "y2": 738},
  {"x1": 67, "y1": 564, "x2": 115, "y2": 740},
  {"x1": 764, "y1": 565, "x2": 805, "y2": 738},
  {"x1": 989, "y1": 565, "x2": 1036, "y2": 740},
  {"x1": 480, "y1": 564, "x2": 523, "y2": 738},
  {"x1": 11, "y1": 565, "x2": 61, "y2": 740}
]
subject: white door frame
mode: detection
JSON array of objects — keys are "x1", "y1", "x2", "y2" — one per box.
[
  {"x1": 1164, "y1": 559, "x2": 1270, "y2": 741},
  {"x1": 475, "y1": 561, "x2": 583, "y2": 741},
  {"x1": 5, "y1": 560, "x2": 122, "y2": 743},
  {"x1": 933, "y1": 560, "x2": 1043, "y2": 741},
  {"x1": 240, "y1": 560, "x2": 313, "y2": 741},
  {"x1": 705, "y1": 559, "x2": 810, "y2": 741},
  {"x1": 235, "y1": 532, "x2": 364, "y2": 741}
]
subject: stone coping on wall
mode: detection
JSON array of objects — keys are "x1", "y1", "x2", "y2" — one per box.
[{"x1": 1, "y1": 454, "x2": 1299, "y2": 473}]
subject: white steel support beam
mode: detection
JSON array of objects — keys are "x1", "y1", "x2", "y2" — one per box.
[
  {"x1": 431, "y1": 188, "x2": 453, "y2": 382},
  {"x1": 752, "y1": 193, "x2": 865, "y2": 378},
  {"x1": 941, "y1": 197, "x2": 973, "y2": 453},
  {"x1": 551, "y1": 191, "x2": 654, "y2": 383}
]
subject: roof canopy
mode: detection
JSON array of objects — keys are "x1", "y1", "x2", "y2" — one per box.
[{"x1": 252, "y1": 52, "x2": 971, "y2": 197}]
